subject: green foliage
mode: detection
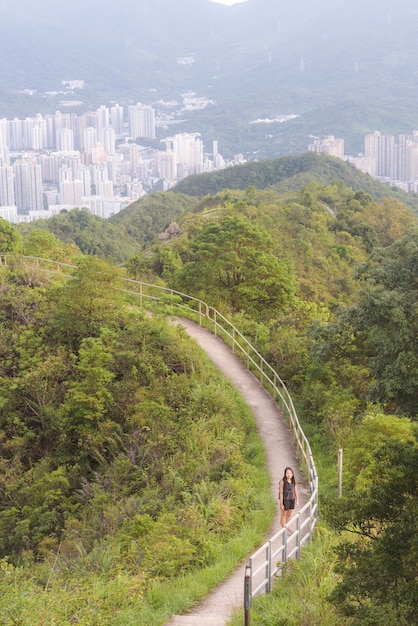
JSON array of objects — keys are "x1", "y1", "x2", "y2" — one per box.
[
  {"x1": 175, "y1": 214, "x2": 295, "y2": 319},
  {"x1": 22, "y1": 227, "x2": 80, "y2": 262},
  {"x1": 2, "y1": 158, "x2": 418, "y2": 623},
  {"x1": 50, "y1": 256, "x2": 124, "y2": 348},
  {"x1": 17, "y1": 208, "x2": 141, "y2": 263},
  {"x1": 109, "y1": 191, "x2": 196, "y2": 246},
  {"x1": 326, "y1": 426, "x2": 418, "y2": 625},
  {"x1": 0, "y1": 218, "x2": 23, "y2": 254},
  {"x1": 0, "y1": 256, "x2": 273, "y2": 622},
  {"x1": 228, "y1": 526, "x2": 348, "y2": 626},
  {"x1": 353, "y1": 230, "x2": 418, "y2": 416},
  {"x1": 173, "y1": 153, "x2": 418, "y2": 216}
]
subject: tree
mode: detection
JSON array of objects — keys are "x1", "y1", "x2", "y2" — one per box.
[
  {"x1": 22, "y1": 227, "x2": 79, "y2": 262},
  {"x1": 0, "y1": 218, "x2": 22, "y2": 254},
  {"x1": 328, "y1": 419, "x2": 418, "y2": 625},
  {"x1": 57, "y1": 336, "x2": 117, "y2": 465},
  {"x1": 51, "y1": 256, "x2": 123, "y2": 348},
  {"x1": 353, "y1": 229, "x2": 418, "y2": 417},
  {"x1": 177, "y1": 214, "x2": 295, "y2": 318}
]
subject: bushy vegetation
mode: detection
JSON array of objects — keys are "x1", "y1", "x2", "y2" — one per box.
[
  {"x1": 173, "y1": 153, "x2": 418, "y2": 216},
  {"x1": 125, "y1": 178, "x2": 418, "y2": 624},
  {"x1": 0, "y1": 255, "x2": 273, "y2": 624},
  {"x1": 1, "y1": 155, "x2": 418, "y2": 624}
]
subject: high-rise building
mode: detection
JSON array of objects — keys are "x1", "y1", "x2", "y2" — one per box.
[
  {"x1": 0, "y1": 165, "x2": 15, "y2": 206},
  {"x1": 59, "y1": 165, "x2": 73, "y2": 185},
  {"x1": 44, "y1": 115, "x2": 56, "y2": 149},
  {"x1": 0, "y1": 118, "x2": 10, "y2": 150},
  {"x1": 57, "y1": 128, "x2": 75, "y2": 152},
  {"x1": 377, "y1": 134, "x2": 395, "y2": 178},
  {"x1": 60, "y1": 179, "x2": 83, "y2": 206},
  {"x1": 110, "y1": 104, "x2": 124, "y2": 135},
  {"x1": 83, "y1": 127, "x2": 97, "y2": 154},
  {"x1": 157, "y1": 151, "x2": 178, "y2": 180},
  {"x1": 13, "y1": 161, "x2": 43, "y2": 211},
  {"x1": 78, "y1": 166, "x2": 92, "y2": 196},
  {"x1": 169, "y1": 133, "x2": 204, "y2": 176},
  {"x1": 0, "y1": 205, "x2": 17, "y2": 223},
  {"x1": 102, "y1": 127, "x2": 116, "y2": 154},
  {"x1": 96, "y1": 105, "x2": 110, "y2": 143},
  {"x1": 91, "y1": 142, "x2": 106, "y2": 164},
  {"x1": 9, "y1": 118, "x2": 23, "y2": 150},
  {"x1": 308, "y1": 135, "x2": 344, "y2": 159},
  {"x1": 128, "y1": 103, "x2": 156, "y2": 140}
]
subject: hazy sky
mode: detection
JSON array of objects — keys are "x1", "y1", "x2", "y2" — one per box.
[{"x1": 210, "y1": 0, "x2": 247, "y2": 5}]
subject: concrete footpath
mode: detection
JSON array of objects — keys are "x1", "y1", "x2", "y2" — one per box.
[{"x1": 165, "y1": 318, "x2": 308, "y2": 626}]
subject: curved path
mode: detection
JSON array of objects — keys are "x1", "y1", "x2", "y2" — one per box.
[{"x1": 166, "y1": 318, "x2": 308, "y2": 626}]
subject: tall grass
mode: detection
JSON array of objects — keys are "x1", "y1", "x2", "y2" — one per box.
[
  {"x1": 227, "y1": 525, "x2": 354, "y2": 626},
  {"x1": 0, "y1": 487, "x2": 274, "y2": 626}
]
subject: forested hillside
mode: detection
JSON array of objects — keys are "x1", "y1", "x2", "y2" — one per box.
[
  {"x1": 15, "y1": 154, "x2": 418, "y2": 266},
  {"x1": 1, "y1": 153, "x2": 418, "y2": 624},
  {"x1": 0, "y1": 254, "x2": 272, "y2": 624},
  {"x1": 174, "y1": 153, "x2": 418, "y2": 216},
  {"x1": 15, "y1": 192, "x2": 196, "y2": 264}
]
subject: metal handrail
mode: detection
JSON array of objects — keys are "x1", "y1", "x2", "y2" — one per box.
[{"x1": 1, "y1": 254, "x2": 318, "y2": 602}]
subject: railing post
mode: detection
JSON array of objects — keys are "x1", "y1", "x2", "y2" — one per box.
[
  {"x1": 244, "y1": 563, "x2": 252, "y2": 626},
  {"x1": 296, "y1": 515, "x2": 301, "y2": 560},
  {"x1": 266, "y1": 542, "x2": 272, "y2": 593}
]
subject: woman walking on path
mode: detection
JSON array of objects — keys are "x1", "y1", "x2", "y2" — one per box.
[{"x1": 279, "y1": 467, "x2": 299, "y2": 534}]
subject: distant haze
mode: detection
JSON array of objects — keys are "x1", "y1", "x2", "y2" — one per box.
[
  {"x1": 1, "y1": 0, "x2": 418, "y2": 158},
  {"x1": 209, "y1": 0, "x2": 247, "y2": 4}
]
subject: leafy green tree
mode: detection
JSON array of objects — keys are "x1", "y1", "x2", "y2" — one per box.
[
  {"x1": 328, "y1": 419, "x2": 418, "y2": 625},
  {"x1": 57, "y1": 336, "x2": 117, "y2": 465},
  {"x1": 22, "y1": 227, "x2": 79, "y2": 261},
  {"x1": 151, "y1": 246, "x2": 183, "y2": 283},
  {"x1": 51, "y1": 256, "x2": 123, "y2": 348},
  {"x1": 309, "y1": 228, "x2": 418, "y2": 423},
  {"x1": 177, "y1": 214, "x2": 295, "y2": 318},
  {"x1": 0, "y1": 218, "x2": 22, "y2": 254},
  {"x1": 124, "y1": 254, "x2": 151, "y2": 280},
  {"x1": 353, "y1": 229, "x2": 418, "y2": 417}
]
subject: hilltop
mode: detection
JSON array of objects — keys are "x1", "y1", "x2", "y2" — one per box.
[
  {"x1": 16, "y1": 154, "x2": 418, "y2": 265},
  {"x1": 173, "y1": 152, "x2": 418, "y2": 215}
]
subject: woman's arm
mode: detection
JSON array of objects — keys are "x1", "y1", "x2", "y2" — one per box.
[
  {"x1": 294, "y1": 483, "x2": 299, "y2": 506},
  {"x1": 279, "y1": 480, "x2": 284, "y2": 508}
]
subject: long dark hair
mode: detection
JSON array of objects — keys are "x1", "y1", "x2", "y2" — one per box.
[{"x1": 282, "y1": 466, "x2": 296, "y2": 485}]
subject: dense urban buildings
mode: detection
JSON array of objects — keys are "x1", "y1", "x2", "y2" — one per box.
[
  {"x1": 308, "y1": 135, "x2": 345, "y2": 160},
  {"x1": 0, "y1": 102, "x2": 229, "y2": 224},
  {"x1": 356, "y1": 130, "x2": 418, "y2": 191},
  {"x1": 309, "y1": 131, "x2": 418, "y2": 192},
  {"x1": 3, "y1": 98, "x2": 418, "y2": 227}
]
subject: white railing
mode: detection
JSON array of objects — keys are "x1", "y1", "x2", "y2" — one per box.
[{"x1": 2, "y1": 255, "x2": 318, "y2": 601}]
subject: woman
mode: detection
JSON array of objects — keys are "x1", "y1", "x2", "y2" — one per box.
[{"x1": 279, "y1": 466, "x2": 299, "y2": 534}]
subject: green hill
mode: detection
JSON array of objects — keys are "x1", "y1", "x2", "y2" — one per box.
[
  {"x1": 173, "y1": 152, "x2": 418, "y2": 215},
  {"x1": 2, "y1": 152, "x2": 418, "y2": 623},
  {"x1": 15, "y1": 155, "x2": 418, "y2": 265}
]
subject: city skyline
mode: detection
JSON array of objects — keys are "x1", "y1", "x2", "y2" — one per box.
[{"x1": 0, "y1": 101, "x2": 235, "y2": 225}]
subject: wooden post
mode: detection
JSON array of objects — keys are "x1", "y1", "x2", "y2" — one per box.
[{"x1": 338, "y1": 447, "x2": 343, "y2": 498}]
